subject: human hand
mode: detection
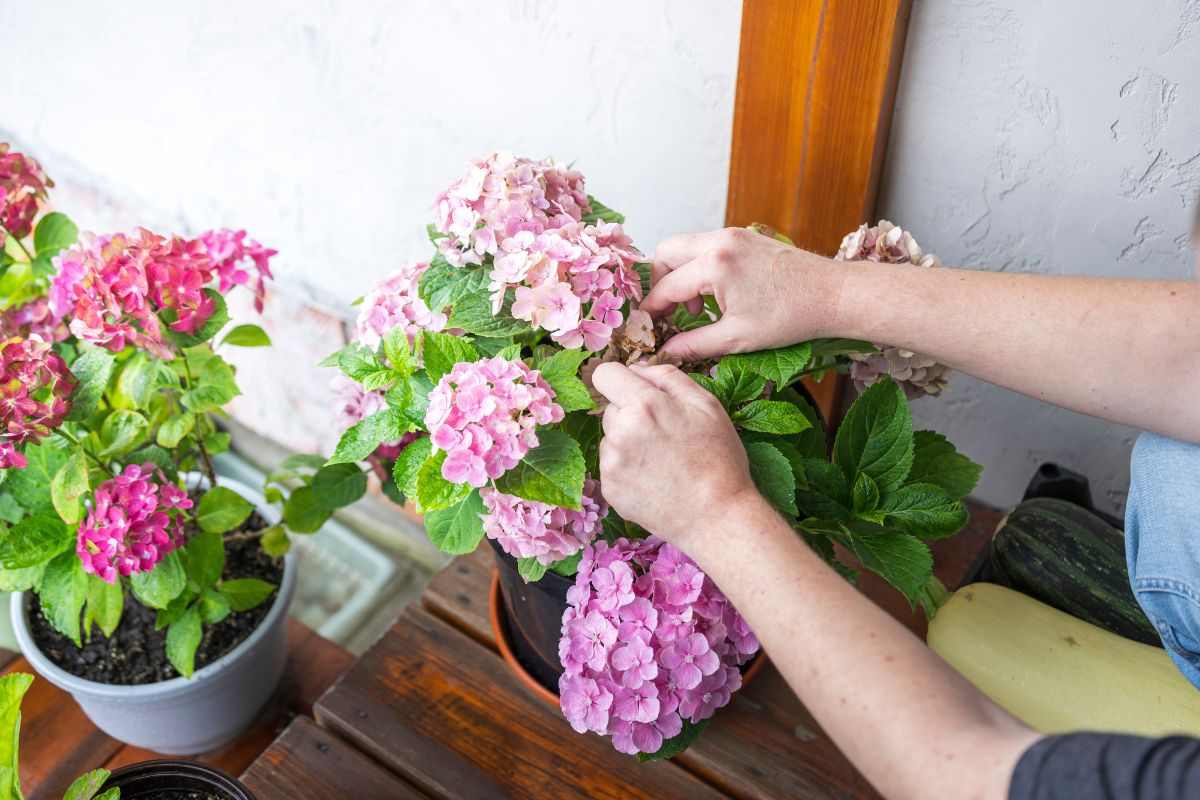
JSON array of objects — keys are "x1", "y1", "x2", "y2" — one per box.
[
  {"x1": 644, "y1": 227, "x2": 844, "y2": 362},
  {"x1": 591, "y1": 361, "x2": 758, "y2": 549}
]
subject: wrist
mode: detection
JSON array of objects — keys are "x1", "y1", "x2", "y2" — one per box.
[{"x1": 679, "y1": 486, "x2": 777, "y2": 563}]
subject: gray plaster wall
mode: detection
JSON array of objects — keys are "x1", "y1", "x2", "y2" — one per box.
[{"x1": 879, "y1": 0, "x2": 1200, "y2": 514}]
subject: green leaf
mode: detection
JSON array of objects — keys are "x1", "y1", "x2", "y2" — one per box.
[
  {"x1": 154, "y1": 589, "x2": 195, "y2": 631},
  {"x1": 496, "y1": 343, "x2": 523, "y2": 361},
  {"x1": 85, "y1": 575, "x2": 124, "y2": 639},
  {"x1": 5, "y1": 440, "x2": 68, "y2": 512},
  {"x1": 33, "y1": 211, "x2": 78, "y2": 257},
  {"x1": 311, "y1": 463, "x2": 368, "y2": 509},
  {"x1": 283, "y1": 485, "x2": 331, "y2": 533},
  {"x1": 156, "y1": 411, "x2": 196, "y2": 448},
  {"x1": 794, "y1": 458, "x2": 852, "y2": 520},
  {"x1": 260, "y1": 525, "x2": 291, "y2": 557},
  {"x1": 166, "y1": 606, "x2": 203, "y2": 678},
  {"x1": 549, "y1": 551, "x2": 583, "y2": 577},
  {"x1": 731, "y1": 400, "x2": 812, "y2": 435},
  {"x1": 713, "y1": 364, "x2": 766, "y2": 408},
  {"x1": 221, "y1": 323, "x2": 271, "y2": 347},
  {"x1": 402, "y1": 373, "x2": 434, "y2": 430},
  {"x1": 219, "y1": 578, "x2": 277, "y2": 611},
  {"x1": 560, "y1": 412, "x2": 601, "y2": 478},
  {"x1": 517, "y1": 557, "x2": 548, "y2": 583},
  {"x1": 0, "y1": 672, "x2": 32, "y2": 800},
  {"x1": 448, "y1": 289, "x2": 530, "y2": 338},
  {"x1": 879, "y1": 483, "x2": 969, "y2": 539},
  {"x1": 392, "y1": 436, "x2": 432, "y2": 498},
  {"x1": 852, "y1": 473, "x2": 880, "y2": 515},
  {"x1": 810, "y1": 338, "x2": 876, "y2": 358},
  {"x1": 424, "y1": 491, "x2": 486, "y2": 555},
  {"x1": 111, "y1": 351, "x2": 158, "y2": 410},
  {"x1": 63, "y1": 768, "x2": 111, "y2": 800},
  {"x1": 50, "y1": 449, "x2": 89, "y2": 525},
  {"x1": 166, "y1": 289, "x2": 229, "y2": 348},
  {"x1": 832, "y1": 378, "x2": 913, "y2": 495},
  {"x1": 0, "y1": 494, "x2": 23, "y2": 526},
  {"x1": 195, "y1": 487, "x2": 254, "y2": 534},
  {"x1": 416, "y1": 451, "x2": 471, "y2": 511},
  {"x1": 843, "y1": 523, "x2": 933, "y2": 607},
  {"x1": 199, "y1": 587, "x2": 232, "y2": 624},
  {"x1": 721, "y1": 342, "x2": 813, "y2": 387},
  {"x1": 204, "y1": 431, "x2": 231, "y2": 455},
  {"x1": 907, "y1": 431, "x2": 982, "y2": 500},
  {"x1": 536, "y1": 349, "x2": 594, "y2": 413},
  {"x1": 0, "y1": 514, "x2": 70, "y2": 569},
  {"x1": 421, "y1": 331, "x2": 479, "y2": 384},
  {"x1": 129, "y1": 550, "x2": 186, "y2": 609},
  {"x1": 0, "y1": 564, "x2": 43, "y2": 592},
  {"x1": 66, "y1": 347, "x2": 117, "y2": 422},
  {"x1": 638, "y1": 718, "x2": 709, "y2": 762},
  {"x1": 180, "y1": 350, "x2": 239, "y2": 412},
  {"x1": 418, "y1": 257, "x2": 487, "y2": 314},
  {"x1": 582, "y1": 195, "x2": 626, "y2": 225},
  {"x1": 37, "y1": 551, "x2": 88, "y2": 646},
  {"x1": 774, "y1": 387, "x2": 825, "y2": 459},
  {"x1": 95, "y1": 788, "x2": 120, "y2": 800},
  {"x1": 383, "y1": 328, "x2": 416, "y2": 376},
  {"x1": 184, "y1": 529, "x2": 226, "y2": 588},
  {"x1": 98, "y1": 410, "x2": 149, "y2": 458},
  {"x1": 744, "y1": 441, "x2": 798, "y2": 516},
  {"x1": 326, "y1": 409, "x2": 408, "y2": 464},
  {"x1": 127, "y1": 444, "x2": 176, "y2": 479},
  {"x1": 493, "y1": 429, "x2": 585, "y2": 510}
]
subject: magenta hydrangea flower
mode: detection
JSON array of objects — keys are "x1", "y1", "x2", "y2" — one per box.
[
  {"x1": 433, "y1": 153, "x2": 643, "y2": 352},
  {"x1": 76, "y1": 464, "x2": 194, "y2": 583},
  {"x1": 558, "y1": 537, "x2": 760, "y2": 756},
  {"x1": 353, "y1": 261, "x2": 448, "y2": 351},
  {"x1": 480, "y1": 478, "x2": 607, "y2": 566},
  {"x1": 424, "y1": 356, "x2": 564, "y2": 487},
  {"x1": 0, "y1": 442, "x2": 27, "y2": 470},
  {"x1": 0, "y1": 335, "x2": 76, "y2": 457},
  {"x1": 196, "y1": 228, "x2": 277, "y2": 313},
  {"x1": 0, "y1": 144, "x2": 51, "y2": 240},
  {"x1": 0, "y1": 298, "x2": 68, "y2": 343}
]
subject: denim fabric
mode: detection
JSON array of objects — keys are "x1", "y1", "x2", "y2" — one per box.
[{"x1": 1126, "y1": 432, "x2": 1200, "y2": 689}]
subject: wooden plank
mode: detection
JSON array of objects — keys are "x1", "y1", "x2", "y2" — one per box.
[
  {"x1": 240, "y1": 716, "x2": 426, "y2": 800},
  {"x1": 0, "y1": 649, "x2": 18, "y2": 671},
  {"x1": 725, "y1": 0, "x2": 913, "y2": 422},
  {"x1": 316, "y1": 606, "x2": 728, "y2": 800},
  {"x1": 421, "y1": 547, "x2": 494, "y2": 646}
]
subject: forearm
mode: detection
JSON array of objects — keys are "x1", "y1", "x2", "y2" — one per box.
[
  {"x1": 687, "y1": 492, "x2": 1037, "y2": 800},
  {"x1": 830, "y1": 261, "x2": 1200, "y2": 443}
]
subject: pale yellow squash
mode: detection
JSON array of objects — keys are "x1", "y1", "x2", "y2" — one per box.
[{"x1": 927, "y1": 582, "x2": 1200, "y2": 736}]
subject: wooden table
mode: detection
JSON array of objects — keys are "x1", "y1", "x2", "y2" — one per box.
[{"x1": 241, "y1": 502, "x2": 998, "y2": 800}]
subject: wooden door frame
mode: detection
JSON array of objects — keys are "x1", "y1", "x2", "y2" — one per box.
[{"x1": 724, "y1": 0, "x2": 913, "y2": 423}]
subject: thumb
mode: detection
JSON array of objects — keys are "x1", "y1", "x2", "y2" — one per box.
[{"x1": 659, "y1": 321, "x2": 739, "y2": 362}]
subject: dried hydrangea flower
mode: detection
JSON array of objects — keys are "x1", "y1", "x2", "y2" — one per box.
[
  {"x1": 0, "y1": 144, "x2": 51, "y2": 240},
  {"x1": 834, "y1": 220, "x2": 948, "y2": 397},
  {"x1": 0, "y1": 335, "x2": 75, "y2": 454},
  {"x1": 481, "y1": 478, "x2": 607, "y2": 566}
]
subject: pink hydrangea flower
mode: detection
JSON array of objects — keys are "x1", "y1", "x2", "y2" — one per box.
[
  {"x1": 558, "y1": 537, "x2": 760, "y2": 756},
  {"x1": 480, "y1": 478, "x2": 607, "y2": 566},
  {"x1": 0, "y1": 144, "x2": 51, "y2": 240},
  {"x1": 353, "y1": 261, "x2": 447, "y2": 351},
  {"x1": 0, "y1": 442, "x2": 27, "y2": 470},
  {"x1": 0, "y1": 298, "x2": 68, "y2": 343},
  {"x1": 76, "y1": 464, "x2": 194, "y2": 583},
  {"x1": 424, "y1": 356, "x2": 564, "y2": 488},
  {"x1": 196, "y1": 228, "x2": 277, "y2": 313},
  {"x1": 0, "y1": 335, "x2": 75, "y2": 457}
]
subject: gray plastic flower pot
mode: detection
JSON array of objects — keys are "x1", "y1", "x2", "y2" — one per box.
[{"x1": 9, "y1": 476, "x2": 296, "y2": 755}]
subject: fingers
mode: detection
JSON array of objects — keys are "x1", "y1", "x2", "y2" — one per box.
[
  {"x1": 629, "y1": 363, "x2": 705, "y2": 400},
  {"x1": 590, "y1": 362, "x2": 656, "y2": 408},
  {"x1": 641, "y1": 253, "x2": 718, "y2": 317},
  {"x1": 651, "y1": 260, "x2": 705, "y2": 316},
  {"x1": 658, "y1": 320, "x2": 742, "y2": 362},
  {"x1": 655, "y1": 231, "x2": 718, "y2": 269}
]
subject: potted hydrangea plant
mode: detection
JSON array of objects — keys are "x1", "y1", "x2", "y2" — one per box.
[
  {"x1": 0, "y1": 144, "x2": 366, "y2": 753},
  {"x1": 323, "y1": 152, "x2": 983, "y2": 759},
  {"x1": 0, "y1": 671, "x2": 257, "y2": 799}
]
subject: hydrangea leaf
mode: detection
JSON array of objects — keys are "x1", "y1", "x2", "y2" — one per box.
[
  {"x1": 219, "y1": 578, "x2": 277, "y2": 611},
  {"x1": 204, "y1": 431, "x2": 231, "y2": 455},
  {"x1": 494, "y1": 429, "x2": 585, "y2": 510},
  {"x1": 424, "y1": 490, "x2": 486, "y2": 555},
  {"x1": 98, "y1": 409, "x2": 149, "y2": 458},
  {"x1": 878, "y1": 483, "x2": 969, "y2": 539},
  {"x1": 32, "y1": 211, "x2": 78, "y2": 257},
  {"x1": 220, "y1": 323, "x2": 271, "y2": 347},
  {"x1": 195, "y1": 487, "x2": 254, "y2": 534},
  {"x1": 283, "y1": 485, "x2": 332, "y2": 533},
  {"x1": 731, "y1": 400, "x2": 812, "y2": 435},
  {"x1": 183, "y1": 528, "x2": 226, "y2": 588},
  {"x1": 714, "y1": 364, "x2": 766, "y2": 408},
  {"x1": 418, "y1": 256, "x2": 486, "y2": 314},
  {"x1": 517, "y1": 557, "x2": 548, "y2": 583},
  {"x1": 260, "y1": 525, "x2": 291, "y2": 557},
  {"x1": 0, "y1": 564, "x2": 44, "y2": 592},
  {"x1": 130, "y1": 550, "x2": 187, "y2": 610},
  {"x1": 841, "y1": 522, "x2": 933, "y2": 608},
  {"x1": 638, "y1": 718, "x2": 710, "y2": 762},
  {"x1": 63, "y1": 768, "x2": 112, "y2": 800},
  {"x1": 401, "y1": 373, "x2": 434, "y2": 429},
  {"x1": 156, "y1": 411, "x2": 195, "y2": 448},
  {"x1": 65, "y1": 346, "x2": 116, "y2": 422},
  {"x1": 111, "y1": 351, "x2": 159, "y2": 410},
  {"x1": 416, "y1": 451, "x2": 471, "y2": 511},
  {"x1": 448, "y1": 289, "x2": 530, "y2": 338},
  {"x1": 180, "y1": 350, "x2": 239, "y2": 412},
  {"x1": 84, "y1": 574, "x2": 124, "y2": 639},
  {"x1": 537, "y1": 349, "x2": 594, "y2": 413},
  {"x1": 199, "y1": 587, "x2": 232, "y2": 624},
  {"x1": 810, "y1": 338, "x2": 877, "y2": 358},
  {"x1": 907, "y1": 431, "x2": 982, "y2": 500},
  {"x1": 166, "y1": 605, "x2": 203, "y2": 678},
  {"x1": 0, "y1": 672, "x2": 32, "y2": 800},
  {"x1": 0, "y1": 514, "x2": 71, "y2": 569},
  {"x1": 50, "y1": 448, "x2": 89, "y2": 525},
  {"x1": 582, "y1": 195, "x2": 625, "y2": 225},
  {"x1": 794, "y1": 457, "x2": 853, "y2": 521},
  {"x1": 38, "y1": 550, "x2": 88, "y2": 645},
  {"x1": 336, "y1": 344, "x2": 385, "y2": 383},
  {"x1": 549, "y1": 551, "x2": 582, "y2": 577},
  {"x1": 832, "y1": 377, "x2": 913, "y2": 495},
  {"x1": 383, "y1": 328, "x2": 416, "y2": 376},
  {"x1": 327, "y1": 409, "x2": 409, "y2": 465},
  {"x1": 721, "y1": 342, "x2": 813, "y2": 388},
  {"x1": 6, "y1": 440, "x2": 68, "y2": 512},
  {"x1": 560, "y1": 412, "x2": 601, "y2": 477},
  {"x1": 0, "y1": 494, "x2": 23, "y2": 525},
  {"x1": 392, "y1": 436, "x2": 433, "y2": 498},
  {"x1": 743, "y1": 441, "x2": 798, "y2": 517},
  {"x1": 421, "y1": 331, "x2": 480, "y2": 384},
  {"x1": 852, "y1": 473, "x2": 880, "y2": 515},
  {"x1": 773, "y1": 387, "x2": 825, "y2": 459},
  {"x1": 311, "y1": 463, "x2": 368, "y2": 510}
]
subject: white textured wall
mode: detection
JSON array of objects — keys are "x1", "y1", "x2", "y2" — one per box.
[
  {"x1": 0, "y1": 0, "x2": 741, "y2": 452},
  {"x1": 880, "y1": 0, "x2": 1200, "y2": 514}
]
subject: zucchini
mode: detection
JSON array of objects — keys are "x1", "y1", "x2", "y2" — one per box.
[
  {"x1": 989, "y1": 498, "x2": 1158, "y2": 646},
  {"x1": 929, "y1": 583, "x2": 1200, "y2": 737}
]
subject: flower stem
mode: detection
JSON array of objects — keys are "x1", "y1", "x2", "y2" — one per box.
[
  {"x1": 0, "y1": 225, "x2": 35, "y2": 263},
  {"x1": 180, "y1": 357, "x2": 218, "y2": 486},
  {"x1": 54, "y1": 428, "x2": 114, "y2": 478}
]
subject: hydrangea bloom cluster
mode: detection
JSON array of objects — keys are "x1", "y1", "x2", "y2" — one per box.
[
  {"x1": 425, "y1": 356, "x2": 563, "y2": 487},
  {"x1": 76, "y1": 464, "x2": 193, "y2": 583},
  {"x1": 481, "y1": 479, "x2": 607, "y2": 565},
  {"x1": 558, "y1": 537, "x2": 760, "y2": 755},
  {"x1": 0, "y1": 335, "x2": 75, "y2": 452},
  {"x1": 51, "y1": 228, "x2": 275, "y2": 359},
  {"x1": 0, "y1": 144, "x2": 51, "y2": 240},
  {"x1": 434, "y1": 152, "x2": 644, "y2": 352},
  {"x1": 196, "y1": 228, "x2": 277, "y2": 313},
  {"x1": 0, "y1": 298, "x2": 67, "y2": 343},
  {"x1": 353, "y1": 261, "x2": 447, "y2": 350},
  {"x1": 835, "y1": 220, "x2": 949, "y2": 398}
]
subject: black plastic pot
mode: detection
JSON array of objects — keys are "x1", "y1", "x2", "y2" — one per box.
[
  {"x1": 488, "y1": 536, "x2": 573, "y2": 694},
  {"x1": 101, "y1": 760, "x2": 256, "y2": 800}
]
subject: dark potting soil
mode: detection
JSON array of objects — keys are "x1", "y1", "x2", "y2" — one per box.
[{"x1": 28, "y1": 512, "x2": 283, "y2": 685}]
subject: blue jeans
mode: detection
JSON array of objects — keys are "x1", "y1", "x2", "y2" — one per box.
[{"x1": 1126, "y1": 432, "x2": 1200, "y2": 688}]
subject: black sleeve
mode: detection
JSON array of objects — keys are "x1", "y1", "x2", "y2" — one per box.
[{"x1": 1010, "y1": 733, "x2": 1200, "y2": 800}]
